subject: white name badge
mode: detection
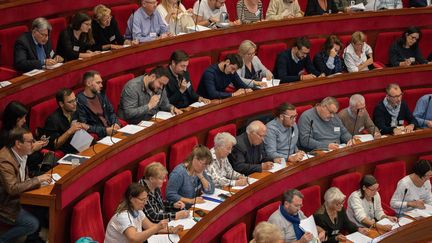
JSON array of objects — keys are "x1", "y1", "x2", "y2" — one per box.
[
  {"x1": 149, "y1": 32, "x2": 157, "y2": 38},
  {"x1": 73, "y1": 46, "x2": 80, "y2": 52},
  {"x1": 334, "y1": 127, "x2": 340, "y2": 132},
  {"x1": 398, "y1": 120, "x2": 404, "y2": 125},
  {"x1": 186, "y1": 82, "x2": 191, "y2": 88},
  {"x1": 391, "y1": 121, "x2": 396, "y2": 127},
  {"x1": 109, "y1": 35, "x2": 115, "y2": 42},
  {"x1": 50, "y1": 50, "x2": 55, "y2": 58},
  {"x1": 358, "y1": 126, "x2": 365, "y2": 133},
  {"x1": 291, "y1": 132, "x2": 295, "y2": 138}
]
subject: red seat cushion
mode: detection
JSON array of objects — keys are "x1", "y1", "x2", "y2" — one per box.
[
  {"x1": 111, "y1": 3, "x2": 139, "y2": 36},
  {"x1": 102, "y1": 170, "x2": 132, "y2": 225},
  {"x1": 206, "y1": 123, "x2": 237, "y2": 148},
  {"x1": 169, "y1": 136, "x2": 198, "y2": 172},
  {"x1": 257, "y1": 42, "x2": 287, "y2": 72},
  {"x1": 300, "y1": 185, "x2": 321, "y2": 216},
  {"x1": 309, "y1": 38, "x2": 326, "y2": 61},
  {"x1": 0, "y1": 25, "x2": 28, "y2": 67},
  {"x1": 48, "y1": 17, "x2": 67, "y2": 51},
  {"x1": 219, "y1": 49, "x2": 237, "y2": 62},
  {"x1": 221, "y1": 222, "x2": 247, "y2": 243},
  {"x1": 364, "y1": 92, "x2": 386, "y2": 118},
  {"x1": 70, "y1": 192, "x2": 105, "y2": 243},
  {"x1": 331, "y1": 172, "x2": 362, "y2": 208},
  {"x1": 374, "y1": 32, "x2": 401, "y2": 66},
  {"x1": 29, "y1": 98, "x2": 57, "y2": 135},
  {"x1": 255, "y1": 201, "x2": 279, "y2": 225},
  {"x1": 188, "y1": 56, "x2": 211, "y2": 91},
  {"x1": 404, "y1": 88, "x2": 432, "y2": 112},
  {"x1": 106, "y1": 73, "x2": 134, "y2": 113}
]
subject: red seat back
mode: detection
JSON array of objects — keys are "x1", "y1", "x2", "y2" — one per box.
[
  {"x1": 29, "y1": 98, "x2": 57, "y2": 135},
  {"x1": 331, "y1": 172, "x2": 362, "y2": 208},
  {"x1": 373, "y1": 161, "x2": 406, "y2": 209},
  {"x1": 70, "y1": 192, "x2": 105, "y2": 243},
  {"x1": 169, "y1": 136, "x2": 198, "y2": 172},
  {"x1": 309, "y1": 38, "x2": 326, "y2": 61},
  {"x1": 298, "y1": 0, "x2": 308, "y2": 12},
  {"x1": 300, "y1": 185, "x2": 321, "y2": 216},
  {"x1": 102, "y1": 170, "x2": 132, "y2": 225},
  {"x1": 296, "y1": 104, "x2": 313, "y2": 123},
  {"x1": 419, "y1": 154, "x2": 432, "y2": 161},
  {"x1": 182, "y1": 0, "x2": 196, "y2": 8},
  {"x1": 48, "y1": 17, "x2": 67, "y2": 51},
  {"x1": 255, "y1": 201, "x2": 279, "y2": 225},
  {"x1": 219, "y1": 49, "x2": 238, "y2": 62},
  {"x1": 137, "y1": 152, "x2": 168, "y2": 198},
  {"x1": 364, "y1": 92, "x2": 386, "y2": 118},
  {"x1": 257, "y1": 42, "x2": 287, "y2": 72},
  {"x1": 111, "y1": 3, "x2": 139, "y2": 36},
  {"x1": 0, "y1": 66, "x2": 18, "y2": 80},
  {"x1": 0, "y1": 25, "x2": 28, "y2": 67},
  {"x1": 374, "y1": 32, "x2": 401, "y2": 66},
  {"x1": 262, "y1": 0, "x2": 270, "y2": 19},
  {"x1": 188, "y1": 56, "x2": 211, "y2": 91},
  {"x1": 106, "y1": 73, "x2": 134, "y2": 113},
  {"x1": 404, "y1": 88, "x2": 432, "y2": 112},
  {"x1": 336, "y1": 97, "x2": 349, "y2": 112},
  {"x1": 221, "y1": 222, "x2": 248, "y2": 243},
  {"x1": 206, "y1": 123, "x2": 237, "y2": 148},
  {"x1": 420, "y1": 29, "x2": 432, "y2": 59},
  {"x1": 225, "y1": 0, "x2": 237, "y2": 20}
]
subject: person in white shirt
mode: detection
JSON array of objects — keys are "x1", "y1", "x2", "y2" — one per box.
[
  {"x1": 390, "y1": 160, "x2": 432, "y2": 215},
  {"x1": 105, "y1": 183, "x2": 183, "y2": 243},
  {"x1": 193, "y1": 0, "x2": 241, "y2": 27},
  {"x1": 343, "y1": 31, "x2": 374, "y2": 73},
  {"x1": 156, "y1": 0, "x2": 195, "y2": 34},
  {"x1": 347, "y1": 175, "x2": 397, "y2": 232}
]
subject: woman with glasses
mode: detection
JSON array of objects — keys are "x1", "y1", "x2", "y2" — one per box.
[
  {"x1": 237, "y1": 40, "x2": 272, "y2": 89},
  {"x1": 344, "y1": 31, "x2": 374, "y2": 73},
  {"x1": 105, "y1": 183, "x2": 183, "y2": 243},
  {"x1": 314, "y1": 187, "x2": 369, "y2": 243},
  {"x1": 139, "y1": 162, "x2": 189, "y2": 223},
  {"x1": 347, "y1": 175, "x2": 397, "y2": 232},
  {"x1": 313, "y1": 35, "x2": 344, "y2": 76},
  {"x1": 236, "y1": 0, "x2": 263, "y2": 24},
  {"x1": 166, "y1": 145, "x2": 215, "y2": 207},
  {"x1": 389, "y1": 26, "x2": 430, "y2": 67}
]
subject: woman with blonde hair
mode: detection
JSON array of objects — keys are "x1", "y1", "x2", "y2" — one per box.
[
  {"x1": 156, "y1": 0, "x2": 195, "y2": 34},
  {"x1": 343, "y1": 31, "x2": 374, "y2": 72}
]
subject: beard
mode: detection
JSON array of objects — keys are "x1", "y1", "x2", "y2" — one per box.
[{"x1": 149, "y1": 80, "x2": 159, "y2": 93}]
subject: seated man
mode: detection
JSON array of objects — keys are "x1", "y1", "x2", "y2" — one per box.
[
  {"x1": 274, "y1": 37, "x2": 322, "y2": 83},
  {"x1": 338, "y1": 94, "x2": 381, "y2": 138},
  {"x1": 333, "y1": 0, "x2": 368, "y2": 12},
  {"x1": 76, "y1": 70, "x2": 121, "y2": 138},
  {"x1": 197, "y1": 53, "x2": 253, "y2": 99},
  {"x1": 43, "y1": 88, "x2": 89, "y2": 154},
  {"x1": 228, "y1": 120, "x2": 273, "y2": 175},
  {"x1": 373, "y1": 83, "x2": 418, "y2": 135},
  {"x1": 298, "y1": 97, "x2": 353, "y2": 151},
  {"x1": 193, "y1": 0, "x2": 240, "y2": 27},
  {"x1": 413, "y1": 94, "x2": 432, "y2": 128},
  {"x1": 118, "y1": 66, "x2": 182, "y2": 124},
  {"x1": 268, "y1": 189, "x2": 325, "y2": 242},
  {"x1": 125, "y1": 0, "x2": 170, "y2": 43},
  {"x1": 265, "y1": 0, "x2": 304, "y2": 20},
  {"x1": 166, "y1": 50, "x2": 210, "y2": 108},
  {"x1": 0, "y1": 127, "x2": 51, "y2": 243},
  {"x1": 264, "y1": 102, "x2": 305, "y2": 163},
  {"x1": 14, "y1": 17, "x2": 63, "y2": 72}
]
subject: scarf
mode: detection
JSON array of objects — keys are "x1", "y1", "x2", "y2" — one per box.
[
  {"x1": 383, "y1": 98, "x2": 401, "y2": 127},
  {"x1": 279, "y1": 204, "x2": 304, "y2": 240}
]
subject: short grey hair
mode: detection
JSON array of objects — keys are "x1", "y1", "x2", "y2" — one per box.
[
  {"x1": 246, "y1": 120, "x2": 263, "y2": 134},
  {"x1": 32, "y1": 17, "x2": 52, "y2": 31},
  {"x1": 349, "y1": 94, "x2": 365, "y2": 108},
  {"x1": 282, "y1": 189, "x2": 304, "y2": 204},
  {"x1": 324, "y1": 187, "x2": 346, "y2": 205},
  {"x1": 214, "y1": 132, "x2": 237, "y2": 148},
  {"x1": 253, "y1": 222, "x2": 283, "y2": 243},
  {"x1": 320, "y1": 96, "x2": 339, "y2": 109}
]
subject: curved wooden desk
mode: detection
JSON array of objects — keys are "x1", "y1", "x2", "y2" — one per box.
[{"x1": 374, "y1": 216, "x2": 432, "y2": 242}]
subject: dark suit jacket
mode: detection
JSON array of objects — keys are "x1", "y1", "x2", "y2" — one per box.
[
  {"x1": 166, "y1": 69, "x2": 199, "y2": 108},
  {"x1": 373, "y1": 100, "x2": 419, "y2": 135},
  {"x1": 13, "y1": 32, "x2": 54, "y2": 72}
]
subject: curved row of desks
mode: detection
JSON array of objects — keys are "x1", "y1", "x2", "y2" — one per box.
[{"x1": 2, "y1": 8, "x2": 432, "y2": 115}]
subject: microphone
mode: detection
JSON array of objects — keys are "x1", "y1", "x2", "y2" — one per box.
[
  {"x1": 109, "y1": 123, "x2": 116, "y2": 145},
  {"x1": 227, "y1": 167, "x2": 235, "y2": 195},
  {"x1": 287, "y1": 126, "x2": 294, "y2": 162},
  {"x1": 244, "y1": 78, "x2": 254, "y2": 95},
  {"x1": 191, "y1": 178, "x2": 199, "y2": 222},
  {"x1": 129, "y1": 9, "x2": 135, "y2": 41},
  {"x1": 259, "y1": 2, "x2": 263, "y2": 21},
  {"x1": 305, "y1": 120, "x2": 314, "y2": 158},
  {"x1": 397, "y1": 188, "x2": 408, "y2": 226},
  {"x1": 174, "y1": 0, "x2": 181, "y2": 35},
  {"x1": 420, "y1": 95, "x2": 432, "y2": 128},
  {"x1": 153, "y1": 85, "x2": 166, "y2": 121},
  {"x1": 351, "y1": 108, "x2": 360, "y2": 141},
  {"x1": 371, "y1": 196, "x2": 376, "y2": 221},
  {"x1": 194, "y1": 0, "x2": 202, "y2": 32}
]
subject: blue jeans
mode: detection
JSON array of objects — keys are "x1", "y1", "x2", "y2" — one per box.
[{"x1": 0, "y1": 208, "x2": 39, "y2": 243}]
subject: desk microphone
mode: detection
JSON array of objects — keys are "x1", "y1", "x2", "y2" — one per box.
[
  {"x1": 227, "y1": 167, "x2": 235, "y2": 195},
  {"x1": 191, "y1": 178, "x2": 199, "y2": 222},
  {"x1": 194, "y1": 0, "x2": 202, "y2": 32},
  {"x1": 397, "y1": 188, "x2": 408, "y2": 226},
  {"x1": 351, "y1": 109, "x2": 360, "y2": 140},
  {"x1": 287, "y1": 126, "x2": 294, "y2": 162},
  {"x1": 420, "y1": 95, "x2": 431, "y2": 128},
  {"x1": 259, "y1": 2, "x2": 263, "y2": 21},
  {"x1": 305, "y1": 120, "x2": 314, "y2": 158},
  {"x1": 129, "y1": 9, "x2": 135, "y2": 40},
  {"x1": 153, "y1": 85, "x2": 166, "y2": 121},
  {"x1": 174, "y1": 0, "x2": 181, "y2": 35},
  {"x1": 244, "y1": 78, "x2": 254, "y2": 95}
]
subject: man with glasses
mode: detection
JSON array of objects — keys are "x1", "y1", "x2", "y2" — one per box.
[
  {"x1": 373, "y1": 83, "x2": 418, "y2": 135},
  {"x1": 125, "y1": 0, "x2": 170, "y2": 42},
  {"x1": 338, "y1": 94, "x2": 381, "y2": 138},
  {"x1": 264, "y1": 102, "x2": 305, "y2": 163},
  {"x1": 0, "y1": 127, "x2": 52, "y2": 243},
  {"x1": 228, "y1": 120, "x2": 273, "y2": 175},
  {"x1": 14, "y1": 17, "x2": 64, "y2": 72},
  {"x1": 43, "y1": 88, "x2": 89, "y2": 154},
  {"x1": 298, "y1": 97, "x2": 353, "y2": 151},
  {"x1": 193, "y1": 0, "x2": 240, "y2": 27},
  {"x1": 274, "y1": 37, "x2": 322, "y2": 83}
]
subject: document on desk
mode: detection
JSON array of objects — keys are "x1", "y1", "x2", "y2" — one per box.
[
  {"x1": 152, "y1": 111, "x2": 174, "y2": 120},
  {"x1": 356, "y1": 134, "x2": 374, "y2": 142},
  {"x1": 97, "y1": 136, "x2": 122, "y2": 146},
  {"x1": 57, "y1": 154, "x2": 90, "y2": 165},
  {"x1": 202, "y1": 188, "x2": 230, "y2": 202},
  {"x1": 117, "y1": 124, "x2": 145, "y2": 134},
  {"x1": 23, "y1": 69, "x2": 45, "y2": 76},
  {"x1": 405, "y1": 205, "x2": 432, "y2": 218},
  {"x1": 45, "y1": 63, "x2": 63, "y2": 70},
  {"x1": 269, "y1": 158, "x2": 286, "y2": 173},
  {"x1": 300, "y1": 216, "x2": 318, "y2": 238},
  {"x1": 0, "y1": 81, "x2": 12, "y2": 88},
  {"x1": 346, "y1": 232, "x2": 372, "y2": 243},
  {"x1": 377, "y1": 217, "x2": 413, "y2": 230},
  {"x1": 70, "y1": 129, "x2": 94, "y2": 152},
  {"x1": 194, "y1": 199, "x2": 220, "y2": 211},
  {"x1": 302, "y1": 154, "x2": 314, "y2": 161},
  {"x1": 147, "y1": 234, "x2": 180, "y2": 243},
  {"x1": 231, "y1": 177, "x2": 258, "y2": 190},
  {"x1": 189, "y1": 102, "x2": 207, "y2": 108},
  {"x1": 138, "y1": 120, "x2": 154, "y2": 127},
  {"x1": 168, "y1": 213, "x2": 196, "y2": 230}
]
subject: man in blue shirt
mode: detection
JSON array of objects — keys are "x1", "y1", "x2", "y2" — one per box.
[
  {"x1": 413, "y1": 94, "x2": 432, "y2": 128},
  {"x1": 197, "y1": 53, "x2": 253, "y2": 99}
]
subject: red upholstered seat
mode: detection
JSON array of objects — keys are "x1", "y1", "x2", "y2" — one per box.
[
  {"x1": 420, "y1": 29, "x2": 432, "y2": 59},
  {"x1": 48, "y1": 17, "x2": 67, "y2": 51},
  {"x1": 111, "y1": 3, "x2": 139, "y2": 36},
  {"x1": 298, "y1": 0, "x2": 308, "y2": 12},
  {"x1": 331, "y1": 172, "x2": 362, "y2": 208},
  {"x1": 374, "y1": 161, "x2": 406, "y2": 216},
  {"x1": 309, "y1": 38, "x2": 326, "y2": 61},
  {"x1": 70, "y1": 192, "x2": 105, "y2": 243},
  {"x1": 255, "y1": 201, "x2": 279, "y2": 225},
  {"x1": 296, "y1": 104, "x2": 313, "y2": 123},
  {"x1": 364, "y1": 92, "x2": 386, "y2": 118},
  {"x1": 106, "y1": 73, "x2": 134, "y2": 113},
  {"x1": 206, "y1": 123, "x2": 237, "y2": 148},
  {"x1": 336, "y1": 97, "x2": 349, "y2": 112},
  {"x1": 188, "y1": 56, "x2": 211, "y2": 91},
  {"x1": 404, "y1": 88, "x2": 432, "y2": 112},
  {"x1": 339, "y1": 35, "x2": 352, "y2": 50},
  {"x1": 257, "y1": 42, "x2": 287, "y2": 72},
  {"x1": 419, "y1": 154, "x2": 432, "y2": 161},
  {"x1": 262, "y1": 0, "x2": 270, "y2": 19},
  {"x1": 169, "y1": 136, "x2": 198, "y2": 172},
  {"x1": 221, "y1": 222, "x2": 247, "y2": 243},
  {"x1": 0, "y1": 66, "x2": 18, "y2": 80},
  {"x1": 374, "y1": 32, "x2": 401, "y2": 66},
  {"x1": 29, "y1": 98, "x2": 57, "y2": 135},
  {"x1": 137, "y1": 152, "x2": 167, "y2": 180},
  {"x1": 219, "y1": 49, "x2": 237, "y2": 62},
  {"x1": 300, "y1": 185, "x2": 321, "y2": 216},
  {"x1": 0, "y1": 25, "x2": 28, "y2": 68},
  {"x1": 102, "y1": 170, "x2": 132, "y2": 225},
  {"x1": 225, "y1": 0, "x2": 237, "y2": 20},
  {"x1": 182, "y1": 0, "x2": 196, "y2": 9}
]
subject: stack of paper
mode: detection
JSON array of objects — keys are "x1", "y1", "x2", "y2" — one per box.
[
  {"x1": 346, "y1": 232, "x2": 372, "y2": 243},
  {"x1": 118, "y1": 124, "x2": 145, "y2": 134},
  {"x1": 46, "y1": 63, "x2": 63, "y2": 70},
  {"x1": 23, "y1": 69, "x2": 45, "y2": 76},
  {"x1": 147, "y1": 234, "x2": 180, "y2": 243},
  {"x1": 377, "y1": 217, "x2": 413, "y2": 230},
  {"x1": 189, "y1": 102, "x2": 207, "y2": 108},
  {"x1": 231, "y1": 177, "x2": 258, "y2": 190},
  {"x1": 168, "y1": 212, "x2": 197, "y2": 230},
  {"x1": 194, "y1": 199, "x2": 220, "y2": 211},
  {"x1": 0, "y1": 81, "x2": 12, "y2": 88},
  {"x1": 202, "y1": 188, "x2": 231, "y2": 202},
  {"x1": 153, "y1": 111, "x2": 174, "y2": 120},
  {"x1": 97, "y1": 136, "x2": 122, "y2": 146},
  {"x1": 356, "y1": 134, "x2": 374, "y2": 142},
  {"x1": 262, "y1": 78, "x2": 281, "y2": 87},
  {"x1": 187, "y1": 25, "x2": 211, "y2": 32},
  {"x1": 138, "y1": 120, "x2": 154, "y2": 127},
  {"x1": 269, "y1": 159, "x2": 286, "y2": 173},
  {"x1": 57, "y1": 154, "x2": 90, "y2": 165}
]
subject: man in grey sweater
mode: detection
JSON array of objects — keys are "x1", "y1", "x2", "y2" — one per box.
[{"x1": 298, "y1": 97, "x2": 353, "y2": 151}]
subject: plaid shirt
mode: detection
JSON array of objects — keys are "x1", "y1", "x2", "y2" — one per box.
[{"x1": 139, "y1": 179, "x2": 178, "y2": 223}]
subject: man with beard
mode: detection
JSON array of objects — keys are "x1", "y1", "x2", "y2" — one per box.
[
  {"x1": 166, "y1": 50, "x2": 210, "y2": 108},
  {"x1": 118, "y1": 66, "x2": 183, "y2": 124},
  {"x1": 43, "y1": 88, "x2": 89, "y2": 154},
  {"x1": 76, "y1": 70, "x2": 121, "y2": 138}
]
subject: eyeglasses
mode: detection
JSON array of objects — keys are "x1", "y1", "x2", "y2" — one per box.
[
  {"x1": 334, "y1": 200, "x2": 345, "y2": 206},
  {"x1": 136, "y1": 197, "x2": 148, "y2": 202},
  {"x1": 388, "y1": 93, "x2": 403, "y2": 99},
  {"x1": 22, "y1": 139, "x2": 35, "y2": 144},
  {"x1": 36, "y1": 30, "x2": 49, "y2": 38},
  {"x1": 366, "y1": 186, "x2": 380, "y2": 192},
  {"x1": 324, "y1": 105, "x2": 337, "y2": 116},
  {"x1": 282, "y1": 113, "x2": 297, "y2": 120},
  {"x1": 65, "y1": 98, "x2": 77, "y2": 104},
  {"x1": 245, "y1": 51, "x2": 256, "y2": 57},
  {"x1": 102, "y1": 15, "x2": 112, "y2": 22}
]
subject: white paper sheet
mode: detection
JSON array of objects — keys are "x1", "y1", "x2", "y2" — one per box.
[
  {"x1": 138, "y1": 120, "x2": 155, "y2": 127},
  {"x1": 231, "y1": 177, "x2": 258, "y2": 190},
  {"x1": 0, "y1": 81, "x2": 12, "y2": 88},
  {"x1": 97, "y1": 136, "x2": 122, "y2": 146},
  {"x1": 168, "y1": 214, "x2": 196, "y2": 230},
  {"x1": 202, "y1": 188, "x2": 231, "y2": 202},
  {"x1": 349, "y1": 3, "x2": 366, "y2": 11},
  {"x1": 70, "y1": 129, "x2": 94, "y2": 152},
  {"x1": 147, "y1": 234, "x2": 180, "y2": 243},
  {"x1": 153, "y1": 111, "x2": 174, "y2": 120},
  {"x1": 189, "y1": 102, "x2": 207, "y2": 108},
  {"x1": 194, "y1": 199, "x2": 220, "y2": 211},
  {"x1": 23, "y1": 69, "x2": 45, "y2": 76},
  {"x1": 377, "y1": 217, "x2": 413, "y2": 230},
  {"x1": 57, "y1": 154, "x2": 90, "y2": 165},
  {"x1": 269, "y1": 159, "x2": 286, "y2": 173},
  {"x1": 187, "y1": 25, "x2": 211, "y2": 32},
  {"x1": 117, "y1": 124, "x2": 145, "y2": 134},
  {"x1": 45, "y1": 62, "x2": 63, "y2": 70},
  {"x1": 262, "y1": 78, "x2": 280, "y2": 87},
  {"x1": 299, "y1": 216, "x2": 318, "y2": 238},
  {"x1": 405, "y1": 206, "x2": 432, "y2": 218},
  {"x1": 356, "y1": 134, "x2": 374, "y2": 142},
  {"x1": 302, "y1": 153, "x2": 315, "y2": 161},
  {"x1": 346, "y1": 232, "x2": 372, "y2": 243}
]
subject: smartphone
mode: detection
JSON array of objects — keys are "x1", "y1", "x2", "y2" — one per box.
[
  {"x1": 218, "y1": 193, "x2": 229, "y2": 200},
  {"x1": 194, "y1": 209, "x2": 207, "y2": 217},
  {"x1": 41, "y1": 135, "x2": 50, "y2": 142}
]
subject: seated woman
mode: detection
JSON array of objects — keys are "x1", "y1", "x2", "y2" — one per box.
[
  {"x1": 343, "y1": 31, "x2": 374, "y2": 73},
  {"x1": 166, "y1": 145, "x2": 215, "y2": 207},
  {"x1": 237, "y1": 0, "x2": 263, "y2": 24},
  {"x1": 313, "y1": 35, "x2": 344, "y2": 76},
  {"x1": 389, "y1": 26, "x2": 430, "y2": 67},
  {"x1": 390, "y1": 159, "x2": 432, "y2": 215},
  {"x1": 56, "y1": 12, "x2": 100, "y2": 61},
  {"x1": 139, "y1": 162, "x2": 189, "y2": 223},
  {"x1": 305, "y1": 0, "x2": 338, "y2": 16},
  {"x1": 237, "y1": 40, "x2": 272, "y2": 88},
  {"x1": 250, "y1": 222, "x2": 284, "y2": 243},
  {"x1": 314, "y1": 187, "x2": 368, "y2": 243},
  {"x1": 265, "y1": 0, "x2": 304, "y2": 20},
  {"x1": 92, "y1": 4, "x2": 136, "y2": 51},
  {"x1": 347, "y1": 175, "x2": 397, "y2": 232},
  {"x1": 105, "y1": 183, "x2": 183, "y2": 243},
  {"x1": 205, "y1": 132, "x2": 247, "y2": 188},
  {"x1": 157, "y1": 0, "x2": 194, "y2": 34}
]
